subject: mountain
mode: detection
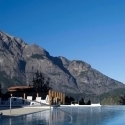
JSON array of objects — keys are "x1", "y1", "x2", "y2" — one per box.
[{"x1": 0, "y1": 30, "x2": 124, "y2": 94}]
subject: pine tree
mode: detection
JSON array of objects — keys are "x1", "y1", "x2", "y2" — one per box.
[
  {"x1": 119, "y1": 95, "x2": 125, "y2": 105},
  {"x1": 86, "y1": 99, "x2": 91, "y2": 105},
  {"x1": 79, "y1": 98, "x2": 85, "y2": 105},
  {"x1": 32, "y1": 71, "x2": 51, "y2": 92}
]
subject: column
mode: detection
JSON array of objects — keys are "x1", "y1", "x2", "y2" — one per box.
[{"x1": 23, "y1": 93, "x2": 25, "y2": 99}]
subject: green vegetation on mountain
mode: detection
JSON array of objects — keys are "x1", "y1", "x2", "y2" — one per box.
[
  {"x1": 65, "y1": 88, "x2": 125, "y2": 105},
  {"x1": 98, "y1": 88, "x2": 125, "y2": 105},
  {"x1": 30, "y1": 54, "x2": 45, "y2": 59}
]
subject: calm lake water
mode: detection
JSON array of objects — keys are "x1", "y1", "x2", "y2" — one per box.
[{"x1": 1, "y1": 106, "x2": 125, "y2": 125}]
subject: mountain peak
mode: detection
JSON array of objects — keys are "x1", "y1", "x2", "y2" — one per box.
[
  {"x1": 23, "y1": 44, "x2": 50, "y2": 59},
  {"x1": 0, "y1": 30, "x2": 26, "y2": 45},
  {"x1": 0, "y1": 30, "x2": 15, "y2": 39}
]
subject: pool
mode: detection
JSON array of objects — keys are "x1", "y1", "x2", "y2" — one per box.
[{"x1": 1, "y1": 106, "x2": 125, "y2": 125}]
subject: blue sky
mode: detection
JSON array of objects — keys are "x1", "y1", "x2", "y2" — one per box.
[{"x1": 0, "y1": 0, "x2": 125, "y2": 83}]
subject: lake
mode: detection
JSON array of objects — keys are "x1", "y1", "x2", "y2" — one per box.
[{"x1": 1, "y1": 106, "x2": 125, "y2": 125}]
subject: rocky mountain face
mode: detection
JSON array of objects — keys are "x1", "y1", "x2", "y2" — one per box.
[{"x1": 0, "y1": 31, "x2": 124, "y2": 94}]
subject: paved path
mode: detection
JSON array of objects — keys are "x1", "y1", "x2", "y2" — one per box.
[{"x1": 0, "y1": 107, "x2": 50, "y2": 118}]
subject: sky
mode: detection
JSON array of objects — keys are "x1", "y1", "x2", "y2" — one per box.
[{"x1": 0, "y1": 0, "x2": 125, "y2": 83}]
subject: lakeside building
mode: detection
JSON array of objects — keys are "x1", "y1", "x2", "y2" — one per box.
[{"x1": 0, "y1": 86, "x2": 65, "y2": 105}]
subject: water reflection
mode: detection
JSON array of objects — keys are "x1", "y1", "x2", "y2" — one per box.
[{"x1": 0, "y1": 106, "x2": 125, "y2": 125}]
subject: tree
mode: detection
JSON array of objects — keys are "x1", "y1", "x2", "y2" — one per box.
[
  {"x1": 32, "y1": 71, "x2": 51, "y2": 92},
  {"x1": 65, "y1": 96, "x2": 75, "y2": 105},
  {"x1": 79, "y1": 98, "x2": 85, "y2": 105},
  {"x1": 119, "y1": 95, "x2": 125, "y2": 105},
  {"x1": 86, "y1": 99, "x2": 91, "y2": 105}
]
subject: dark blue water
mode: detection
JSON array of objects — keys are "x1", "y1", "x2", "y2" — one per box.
[{"x1": 0, "y1": 106, "x2": 125, "y2": 125}]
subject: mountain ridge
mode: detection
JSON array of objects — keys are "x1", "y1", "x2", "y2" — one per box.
[{"x1": 0, "y1": 31, "x2": 124, "y2": 94}]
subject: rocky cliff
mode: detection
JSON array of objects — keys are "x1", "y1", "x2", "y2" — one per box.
[{"x1": 0, "y1": 31, "x2": 124, "y2": 94}]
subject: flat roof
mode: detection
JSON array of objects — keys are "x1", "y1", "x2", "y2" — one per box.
[{"x1": 8, "y1": 86, "x2": 33, "y2": 91}]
